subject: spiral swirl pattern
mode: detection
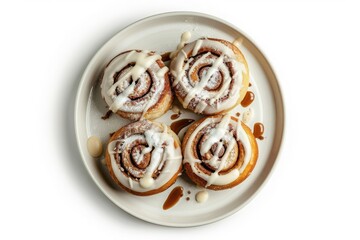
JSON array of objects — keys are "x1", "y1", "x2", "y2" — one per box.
[
  {"x1": 170, "y1": 38, "x2": 249, "y2": 115},
  {"x1": 105, "y1": 120, "x2": 182, "y2": 196},
  {"x1": 101, "y1": 50, "x2": 172, "y2": 121},
  {"x1": 182, "y1": 114, "x2": 258, "y2": 190}
]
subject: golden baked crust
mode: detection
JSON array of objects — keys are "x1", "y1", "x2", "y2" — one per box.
[
  {"x1": 105, "y1": 120, "x2": 182, "y2": 196},
  {"x1": 182, "y1": 115, "x2": 258, "y2": 190},
  {"x1": 101, "y1": 50, "x2": 173, "y2": 121},
  {"x1": 170, "y1": 38, "x2": 249, "y2": 115}
]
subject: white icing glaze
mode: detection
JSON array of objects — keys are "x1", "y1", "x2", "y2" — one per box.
[
  {"x1": 128, "y1": 177, "x2": 134, "y2": 189},
  {"x1": 242, "y1": 107, "x2": 253, "y2": 124},
  {"x1": 139, "y1": 177, "x2": 154, "y2": 189},
  {"x1": 233, "y1": 37, "x2": 244, "y2": 49},
  {"x1": 170, "y1": 31, "x2": 192, "y2": 59},
  {"x1": 109, "y1": 81, "x2": 135, "y2": 112},
  {"x1": 195, "y1": 190, "x2": 209, "y2": 203},
  {"x1": 101, "y1": 50, "x2": 166, "y2": 117},
  {"x1": 171, "y1": 105, "x2": 181, "y2": 114},
  {"x1": 87, "y1": 136, "x2": 103, "y2": 158},
  {"x1": 182, "y1": 31, "x2": 191, "y2": 42},
  {"x1": 172, "y1": 58, "x2": 193, "y2": 86},
  {"x1": 108, "y1": 122, "x2": 182, "y2": 192},
  {"x1": 184, "y1": 115, "x2": 253, "y2": 187},
  {"x1": 170, "y1": 39, "x2": 248, "y2": 114},
  {"x1": 156, "y1": 66, "x2": 169, "y2": 78},
  {"x1": 206, "y1": 138, "x2": 237, "y2": 186},
  {"x1": 192, "y1": 39, "x2": 203, "y2": 56},
  {"x1": 200, "y1": 114, "x2": 230, "y2": 156},
  {"x1": 194, "y1": 100, "x2": 207, "y2": 113},
  {"x1": 182, "y1": 52, "x2": 212, "y2": 108}
]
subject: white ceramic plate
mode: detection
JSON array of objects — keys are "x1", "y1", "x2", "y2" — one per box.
[{"x1": 75, "y1": 12, "x2": 284, "y2": 227}]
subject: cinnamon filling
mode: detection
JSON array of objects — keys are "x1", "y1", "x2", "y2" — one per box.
[
  {"x1": 192, "y1": 122, "x2": 244, "y2": 175},
  {"x1": 129, "y1": 73, "x2": 152, "y2": 100},
  {"x1": 116, "y1": 139, "x2": 165, "y2": 181},
  {"x1": 176, "y1": 50, "x2": 236, "y2": 110},
  {"x1": 198, "y1": 66, "x2": 223, "y2": 91},
  {"x1": 210, "y1": 143, "x2": 225, "y2": 158},
  {"x1": 113, "y1": 64, "x2": 153, "y2": 102},
  {"x1": 130, "y1": 145, "x2": 151, "y2": 169}
]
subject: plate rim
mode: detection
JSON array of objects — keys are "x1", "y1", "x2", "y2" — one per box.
[{"x1": 74, "y1": 11, "x2": 286, "y2": 227}]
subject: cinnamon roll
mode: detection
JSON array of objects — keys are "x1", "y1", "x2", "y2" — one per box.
[
  {"x1": 170, "y1": 38, "x2": 249, "y2": 115},
  {"x1": 182, "y1": 114, "x2": 258, "y2": 190},
  {"x1": 105, "y1": 120, "x2": 182, "y2": 196},
  {"x1": 101, "y1": 50, "x2": 173, "y2": 121}
]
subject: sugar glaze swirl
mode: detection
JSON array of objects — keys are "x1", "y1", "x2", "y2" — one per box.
[
  {"x1": 105, "y1": 120, "x2": 182, "y2": 196},
  {"x1": 182, "y1": 114, "x2": 258, "y2": 190},
  {"x1": 170, "y1": 38, "x2": 249, "y2": 115},
  {"x1": 101, "y1": 50, "x2": 172, "y2": 121}
]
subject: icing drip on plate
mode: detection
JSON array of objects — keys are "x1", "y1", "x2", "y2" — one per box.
[
  {"x1": 170, "y1": 31, "x2": 192, "y2": 59},
  {"x1": 195, "y1": 190, "x2": 209, "y2": 203}
]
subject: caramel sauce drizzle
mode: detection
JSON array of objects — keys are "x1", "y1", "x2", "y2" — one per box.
[
  {"x1": 241, "y1": 91, "x2": 255, "y2": 107},
  {"x1": 170, "y1": 119, "x2": 195, "y2": 135},
  {"x1": 171, "y1": 113, "x2": 180, "y2": 120},
  {"x1": 163, "y1": 186, "x2": 183, "y2": 210},
  {"x1": 101, "y1": 110, "x2": 112, "y2": 120},
  {"x1": 253, "y1": 122, "x2": 265, "y2": 140},
  {"x1": 161, "y1": 52, "x2": 171, "y2": 62}
]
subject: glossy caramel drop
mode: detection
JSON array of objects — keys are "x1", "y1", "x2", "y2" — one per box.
[
  {"x1": 253, "y1": 122, "x2": 265, "y2": 140},
  {"x1": 171, "y1": 113, "x2": 180, "y2": 120},
  {"x1": 101, "y1": 110, "x2": 112, "y2": 120},
  {"x1": 161, "y1": 52, "x2": 171, "y2": 62},
  {"x1": 170, "y1": 119, "x2": 195, "y2": 135},
  {"x1": 163, "y1": 186, "x2": 183, "y2": 210},
  {"x1": 87, "y1": 136, "x2": 103, "y2": 157},
  {"x1": 241, "y1": 91, "x2": 255, "y2": 107}
]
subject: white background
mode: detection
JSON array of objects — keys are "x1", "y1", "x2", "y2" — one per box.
[{"x1": 1, "y1": 0, "x2": 360, "y2": 239}]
